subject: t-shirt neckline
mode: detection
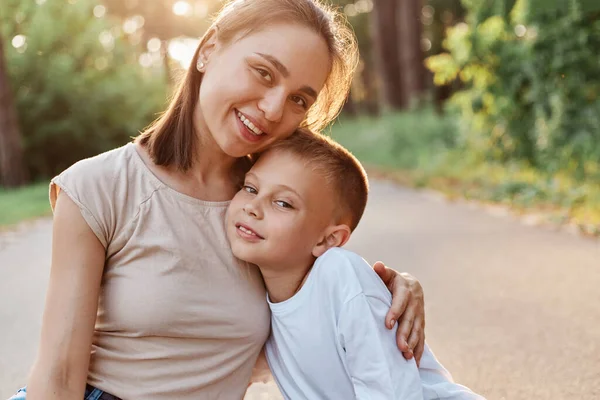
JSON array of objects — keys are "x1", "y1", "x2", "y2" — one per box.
[{"x1": 127, "y1": 142, "x2": 232, "y2": 208}]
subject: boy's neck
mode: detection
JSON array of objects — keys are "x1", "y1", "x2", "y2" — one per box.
[{"x1": 259, "y1": 261, "x2": 314, "y2": 303}]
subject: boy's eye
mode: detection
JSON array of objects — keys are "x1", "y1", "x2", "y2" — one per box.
[
  {"x1": 275, "y1": 200, "x2": 293, "y2": 209},
  {"x1": 256, "y1": 68, "x2": 272, "y2": 83},
  {"x1": 243, "y1": 185, "x2": 257, "y2": 194},
  {"x1": 291, "y1": 95, "x2": 307, "y2": 109}
]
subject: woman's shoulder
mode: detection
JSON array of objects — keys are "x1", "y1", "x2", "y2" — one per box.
[
  {"x1": 50, "y1": 143, "x2": 162, "y2": 248},
  {"x1": 57, "y1": 142, "x2": 138, "y2": 181},
  {"x1": 53, "y1": 142, "x2": 163, "y2": 195}
]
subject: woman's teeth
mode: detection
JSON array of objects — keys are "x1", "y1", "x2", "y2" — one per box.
[{"x1": 237, "y1": 112, "x2": 264, "y2": 136}]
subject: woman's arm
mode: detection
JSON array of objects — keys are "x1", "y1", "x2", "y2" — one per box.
[
  {"x1": 373, "y1": 262, "x2": 425, "y2": 365},
  {"x1": 247, "y1": 346, "x2": 274, "y2": 386},
  {"x1": 26, "y1": 192, "x2": 105, "y2": 400}
]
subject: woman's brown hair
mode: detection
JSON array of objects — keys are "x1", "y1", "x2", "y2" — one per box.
[{"x1": 137, "y1": 0, "x2": 359, "y2": 171}]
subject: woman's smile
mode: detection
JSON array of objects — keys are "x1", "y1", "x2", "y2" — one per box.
[{"x1": 235, "y1": 109, "x2": 267, "y2": 144}]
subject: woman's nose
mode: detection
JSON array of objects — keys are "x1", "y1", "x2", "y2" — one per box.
[{"x1": 258, "y1": 88, "x2": 286, "y2": 123}]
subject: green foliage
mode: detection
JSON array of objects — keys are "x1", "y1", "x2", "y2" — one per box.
[
  {"x1": 0, "y1": 182, "x2": 50, "y2": 226},
  {"x1": 331, "y1": 111, "x2": 600, "y2": 236},
  {"x1": 1, "y1": 0, "x2": 167, "y2": 179},
  {"x1": 426, "y1": 0, "x2": 600, "y2": 181},
  {"x1": 331, "y1": 108, "x2": 458, "y2": 171}
]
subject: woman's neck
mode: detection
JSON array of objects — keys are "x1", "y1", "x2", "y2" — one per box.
[{"x1": 135, "y1": 140, "x2": 240, "y2": 202}]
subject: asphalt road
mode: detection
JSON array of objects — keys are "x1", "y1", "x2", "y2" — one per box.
[{"x1": 1, "y1": 180, "x2": 598, "y2": 399}]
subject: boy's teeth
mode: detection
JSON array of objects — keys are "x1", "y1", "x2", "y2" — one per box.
[
  {"x1": 237, "y1": 112, "x2": 264, "y2": 136},
  {"x1": 239, "y1": 226, "x2": 256, "y2": 236}
]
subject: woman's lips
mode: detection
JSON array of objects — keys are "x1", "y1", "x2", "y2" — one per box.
[{"x1": 234, "y1": 110, "x2": 266, "y2": 143}]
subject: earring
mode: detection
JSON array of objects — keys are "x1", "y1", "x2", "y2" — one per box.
[{"x1": 196, "y1": 59, "x2": 205, "y2": 72}]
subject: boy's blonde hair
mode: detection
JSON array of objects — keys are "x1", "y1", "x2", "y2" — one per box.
[{"x1": 263, "y1": 128, "x2": 369, "y2": 231}]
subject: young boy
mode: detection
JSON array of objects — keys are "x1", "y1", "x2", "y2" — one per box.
[{"x1": 226, "y1": 129, "x2": 484, "y2": 400}]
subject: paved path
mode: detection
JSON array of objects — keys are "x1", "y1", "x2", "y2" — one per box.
[{"x1": 1, "y1": 181, "x2": 598, "y2": 399}]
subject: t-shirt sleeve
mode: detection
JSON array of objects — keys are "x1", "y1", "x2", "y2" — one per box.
[
  {"x1": 338, "y1": 293, "x2": 424, "y2": 400},
  {"x1": 49, "y1": 156, "x2": 118, "y2": 249},
  {"x1": 419, "y1": 344, "x2": 485, "y2": 400}
]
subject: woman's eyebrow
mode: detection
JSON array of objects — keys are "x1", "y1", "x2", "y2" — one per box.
[
  {"x1": 256, "y1": 52, "x2": 289, "y2": 77},
  {"x1": 255, "y1": 52, "x2": 318, "y2": 100}
]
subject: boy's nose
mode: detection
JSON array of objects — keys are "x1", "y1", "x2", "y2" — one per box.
[{"x1": 243, "y1": 201, "x2": 263, "y2": 219}]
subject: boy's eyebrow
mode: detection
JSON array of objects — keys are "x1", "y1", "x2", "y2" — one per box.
[
  {"x1": 274, "y1": 184, "x2": 302, "y2": 200},
  {"x1": 255, "y1": 52, "x2": 318, "y2": 100},
  {"x1": 246, "y1": 172, "x2": 304, "y2": 201}
]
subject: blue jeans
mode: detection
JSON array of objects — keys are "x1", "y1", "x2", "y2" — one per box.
[{"x1": 8, "y1": 385, "x2": 121, "y2": 400}]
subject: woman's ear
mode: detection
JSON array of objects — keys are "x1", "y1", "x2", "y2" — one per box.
[
  {"x1": 197, "y1": 28, "x2": 219, "y2": 71},
  {"x1": 312, "y1": 224, "x2": 351, "y2": 258}
]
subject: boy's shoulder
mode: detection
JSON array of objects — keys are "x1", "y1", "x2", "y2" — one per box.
[
  {"x1": 315, "y1": 247, "x2": 368, "y2": 272},
  {"x1": 311, "y1": 248, "x2": 388, "y2": 299}
]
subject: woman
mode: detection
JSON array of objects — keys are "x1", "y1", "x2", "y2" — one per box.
[{"x1": 15, "y1": 1, "x2": 426, "y2": 399}]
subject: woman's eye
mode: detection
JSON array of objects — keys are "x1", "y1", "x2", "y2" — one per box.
[
  {"x1": 275, "y1": 200, "x2": 293, "y2": 209},
  {"x1": 243, "y1": 185, "x2": 257, "y2": 194},
  {"x1": 291, "y1": 95, "x2": 307, "y2": 109},
  {"x1": 256, "y1": 68, "x2": 272, "y2": 83}
]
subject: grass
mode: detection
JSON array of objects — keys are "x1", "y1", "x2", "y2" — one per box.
[
  {"x1": 330, "y1": 110, "x2": 600, "y2": 237},
  {"x1": 0, "y1": 181, "x2": 52, "y2": 228}
]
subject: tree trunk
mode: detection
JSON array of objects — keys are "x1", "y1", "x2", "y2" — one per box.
[
  {"x1": 371, "y1": 0, "x2": 406, "y2": 110},
  {"x1": 0, "y1": 32, "x2": 28, "y2": 188},
  {"x1": 398, "y1": 0, "x2": 426, "y2": 107}
]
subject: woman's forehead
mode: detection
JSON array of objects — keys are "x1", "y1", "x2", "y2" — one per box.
[{"x1": 229, "y1": 24, "x2": 331, "y2": 85}]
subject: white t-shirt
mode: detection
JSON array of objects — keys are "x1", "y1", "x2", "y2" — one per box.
[{"x1": 265, "y1": 248, "x2": 484, "y2": 400}]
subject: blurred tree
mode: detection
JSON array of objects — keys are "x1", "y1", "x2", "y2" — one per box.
[
  {"x1": 368, "y1": 0, "x2": 446, "y2": 110},
  {"x1": 425, "y1": 0, "x2": 466, "y2": 112},
  {"x1": 1, "y1": 0, "x2": 167, "y2": 180},
  {"x1": 371, "y1": 0, "x2": 405, "y2": 109},
  {"x1": 334, "y1": 0, "x2": 381, "y2": 115},
  {"x1": 426, "y1": 0, "x2": 600, "y2": 178},
  {"x1": 99, "y1": 0, "x2": 221, "y2": 82},
  {"x1": 398, "y1": 0, "x2": 426, "y2": 105},
  {"x1": 0, "y1": 30, "x2": 27, "y2": 187}
]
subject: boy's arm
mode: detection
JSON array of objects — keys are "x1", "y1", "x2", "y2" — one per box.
[
  {"x1": 339, "y1": 293, "x2": 424, "y2": 400},
  {"x1": 418, "y1": 345, "x2": 486, "y2": 400}
]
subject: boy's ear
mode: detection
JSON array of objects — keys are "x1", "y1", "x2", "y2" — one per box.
[{"x1": 312, "y1": 224, "x2": 351, "y2": 258}]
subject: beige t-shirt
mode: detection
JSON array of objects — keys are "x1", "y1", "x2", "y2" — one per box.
[{"x1": 49, "y1": 143, "x2": 270, "y2": 399}]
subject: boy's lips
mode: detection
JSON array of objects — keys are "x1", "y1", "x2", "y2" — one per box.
[{"x1": 235, "y1": 222, "x2": 265, "y2": 241}]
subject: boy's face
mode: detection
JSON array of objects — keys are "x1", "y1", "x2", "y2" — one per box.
[{"x1": 226, "y1": 150, "x2": 337, "y2": 269}]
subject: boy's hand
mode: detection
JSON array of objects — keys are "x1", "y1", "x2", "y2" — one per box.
[{"x1": 373, "y1": 261, "x2": 425, "y2": 366}]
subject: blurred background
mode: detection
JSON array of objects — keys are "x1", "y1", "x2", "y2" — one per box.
[{"x1": 1, "y1": 0, "x2": 599, "y2": 234}]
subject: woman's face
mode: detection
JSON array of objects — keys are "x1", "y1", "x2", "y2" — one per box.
[{"x1": 196, "y1": 23, "x2": 331, "y2": 158}]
